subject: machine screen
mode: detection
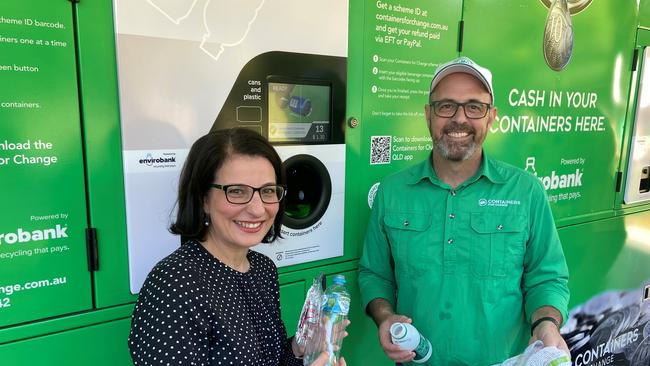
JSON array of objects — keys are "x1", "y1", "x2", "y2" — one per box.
[{"x1": 268, "y1": 82, "x2": 331, "y2": 143}]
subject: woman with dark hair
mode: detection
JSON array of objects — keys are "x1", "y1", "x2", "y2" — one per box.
[{"x1": 128, "y1": 128, "x2": 346, "y2": 366}]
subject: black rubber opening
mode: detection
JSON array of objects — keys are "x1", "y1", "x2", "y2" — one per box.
[{"x1": 282, "y1": 154, "x2": 332, "y2": 230}]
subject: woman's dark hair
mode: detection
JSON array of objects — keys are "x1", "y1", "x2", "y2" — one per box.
[{"x1": 170, "y1": 128, "x2": 285, "y2": 243}]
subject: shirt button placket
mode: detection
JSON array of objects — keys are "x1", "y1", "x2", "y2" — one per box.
[
  {"x1": 444, "y1": 188, "x2": 457, "y2": 274},
  {"x1": 447, "y1": 190, "x2": 457, "y2": 245}
]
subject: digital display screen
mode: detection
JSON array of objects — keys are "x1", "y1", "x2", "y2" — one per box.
[{"x1": 268, "y1": 82, "x2": 331, "y2": 143}]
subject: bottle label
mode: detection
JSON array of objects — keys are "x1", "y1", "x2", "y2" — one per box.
[
  {"x1": 322, "y1": 293, "x2": 350, "y2": 315},
  {"x1": 413, "y1": 337, "x2": 431, "y2": 361}
]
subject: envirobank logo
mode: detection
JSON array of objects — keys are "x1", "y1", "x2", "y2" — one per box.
[
  {"x1": 0, "y1": 224, "x2": 68, "y2": 245},
  {"x1": 525, "y1": 157, "x2": 583, "y2": 190},
  {"x1": 138, "y1": 152, "x2": 177, "y2": 168}
]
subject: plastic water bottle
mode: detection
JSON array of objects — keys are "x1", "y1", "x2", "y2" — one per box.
[
  {"x1": 299, "y1": 275, "x2": 324, "y2": 365},
  {"x1": 305, "y1": 274, "x2": 350, "y2": 366},
  {"x1": 390, "y1": 322, "x2": 432, "y2": 364}
]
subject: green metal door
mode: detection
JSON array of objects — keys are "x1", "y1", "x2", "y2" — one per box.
[
  {"x1": 345, "y1": 0, "x2": 463, "y2": 255},
  {"x1": 462, "y1": 0, "x2": 637, "y2": 223},
  {"x1": 0, "y1": 0, "x2": 92, "y2": 327}
]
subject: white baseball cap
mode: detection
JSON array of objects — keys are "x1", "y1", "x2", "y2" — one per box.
[{"x1": 429, "y1": 56, "x2": 494, "y2": 103}]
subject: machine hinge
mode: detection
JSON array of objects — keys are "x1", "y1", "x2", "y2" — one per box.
[
  {"x1": 458, "y1": 20, "x2": 464, "y2": 53},
  {"x1": 632, "y1": 48, "x2": 639, "y2": 72},
  {"x1": 86, "y1": 228, "x2": 99, "y2": 271},
  {"x1": 615, "y1": 171, "x2": 623, "y2": 193}
]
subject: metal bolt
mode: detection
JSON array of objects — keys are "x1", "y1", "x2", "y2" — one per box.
[{"x1": 349, "y1": 117, "x2": 359, "y2": 128}]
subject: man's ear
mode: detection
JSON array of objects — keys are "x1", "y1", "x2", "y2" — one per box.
[{"x1": 487, "y1": 106, "x2": 497, "y2": 130}]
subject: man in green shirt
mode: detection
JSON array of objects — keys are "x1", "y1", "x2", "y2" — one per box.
[{"x1": 358, "y1": 56, "x2": 570, "y2": 365}]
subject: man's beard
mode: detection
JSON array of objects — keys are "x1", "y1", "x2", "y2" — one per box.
[{"x1": 433, "y1": 122, "x2": 479, "y2": 162}]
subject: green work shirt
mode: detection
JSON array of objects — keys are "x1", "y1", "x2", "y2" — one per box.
[{"x1": 359, "y1": 152, "x2": 569, "y2": 366}]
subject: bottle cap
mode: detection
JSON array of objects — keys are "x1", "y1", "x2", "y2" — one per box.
[{"x1": 332, "y1": 274, "x2": 346, "y2": 285}]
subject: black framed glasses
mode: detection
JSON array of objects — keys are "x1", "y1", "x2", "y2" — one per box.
[
  {"x1": 211, "y1": 183, "x2": 286, "y2": 204},
  {"x1": 430, "y1": 100, "x2": 491, "y2": 119}
]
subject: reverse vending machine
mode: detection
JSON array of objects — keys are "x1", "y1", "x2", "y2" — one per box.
[{"x1": 210, "y1": 51, "x2": 347, "y2": 266}]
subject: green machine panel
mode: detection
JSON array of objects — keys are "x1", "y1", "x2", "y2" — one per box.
[
  {"x1": 0, "y1": 317, "x2": 132, "y2": 366},
  {"x1": 560, "y1": 210, "x2": 650, "y2": 307},
  {"x1": 462, "y1": 0, "x2": 637, "y2": 222},
  {"x1": 279, "y1": 280, "x2": 306, "y2": 338},
  {"x1": 0, "y1": 1, "x2": 92, "y2": 327},
  {"x1": 75, "y1": 0, "x2": 134, "y2": 308},
  {"x1": 345, "y1": 0, "x2": 462, "y2": 255}
]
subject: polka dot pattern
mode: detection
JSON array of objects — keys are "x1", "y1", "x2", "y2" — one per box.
[{"x1": 128, "y1": 240, "x2": 303, "y2": 366}]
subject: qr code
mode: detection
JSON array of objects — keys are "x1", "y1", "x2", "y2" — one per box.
[{"x1": 370, "y1": 136, "x2": 391, "y2": 164}]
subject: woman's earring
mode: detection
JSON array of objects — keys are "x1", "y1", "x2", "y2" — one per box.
[{"x1": 204, "y1": 213, "x2": 210, "y2": 226}]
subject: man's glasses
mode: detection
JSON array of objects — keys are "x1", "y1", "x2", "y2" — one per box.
[
  {"x1": 211, "y1": 183, "x2": 286, "y2": 204},
  {"x1": 430, "y1": 100, "x2": 491, "y2": 119}
]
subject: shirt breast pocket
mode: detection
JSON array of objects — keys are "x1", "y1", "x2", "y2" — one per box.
[
  {"x1": 469, "y1": 213, "x2": 526, "y2": 278},
  {"x1": 384, "y1": 212, "x2": 436, "y2": 276}
]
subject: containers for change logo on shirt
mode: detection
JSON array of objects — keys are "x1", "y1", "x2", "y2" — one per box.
[{"x1": 477, "y1": 198, "x2": 521, "y2": 207}]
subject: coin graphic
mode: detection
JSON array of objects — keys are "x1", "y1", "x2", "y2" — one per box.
[
  {"x1": 583, "y1": 290, "x2": 619, "y2": 315},
  {"x1": 569, "y1": 334, "x2": 590, "y2": 353},
  {"x1": 543, "y1": 0, "x2": 574, "y2": 71},
  {"x1": 539, "y1": 0, "x2": 593, "y2": 15}
]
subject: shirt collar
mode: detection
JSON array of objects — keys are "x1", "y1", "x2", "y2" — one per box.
[
  {"x1": 406, "y1": 151, "x2": 507, "y2": 186},
  {"x1": 476, "y1": 151, "x2": 507, "y2": 185}
]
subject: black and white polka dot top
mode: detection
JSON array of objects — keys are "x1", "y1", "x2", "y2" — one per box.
[{"x1": 128, "y1": 240, "x2": 303, "y2": 366}]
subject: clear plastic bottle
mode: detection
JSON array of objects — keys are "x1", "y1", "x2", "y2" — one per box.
[
  {"x1": 304, "y1": 274, "x2": 350, "y2": 366},
  {"x1": 299, "y1": 275, "x2": 324, "y2": 364}
]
